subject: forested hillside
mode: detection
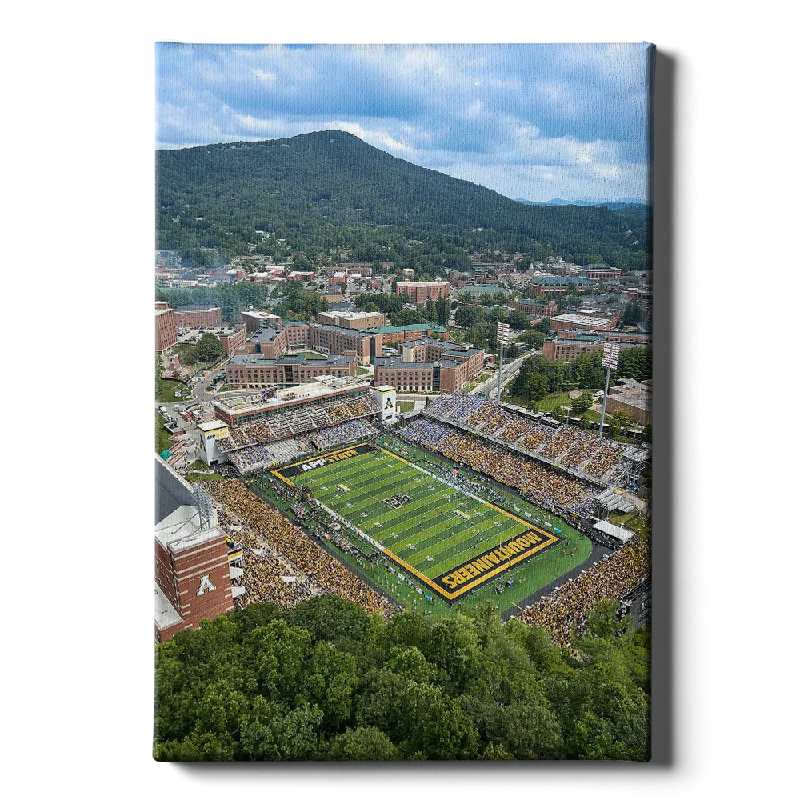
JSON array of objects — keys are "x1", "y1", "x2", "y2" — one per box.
[{"x1": 156, "y1": 131, "x2": 651, "y2": 269}]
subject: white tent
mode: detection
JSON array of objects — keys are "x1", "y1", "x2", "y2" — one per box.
[{"x1": 593, "y1": 519, "x2": 635, "y2": 543}]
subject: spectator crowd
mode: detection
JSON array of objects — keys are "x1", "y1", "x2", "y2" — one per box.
[
  {"x1": 515, "y1": 534, "x2": 650, "y2": 648},
  {"x1": 207, "y1": 478, "x2": 395, "y2": 616},
  {"x1": 399, "y1": 418, "x2": 596, "y2": 516},
  {"x1": 425, "y1": 391, "x2": 630, "y2": 482}
]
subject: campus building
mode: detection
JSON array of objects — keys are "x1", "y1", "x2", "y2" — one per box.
[
  {"x1": 154, "y1": 458, "x2": 239, "y2": 642},
  {"x1": 367, "y1": 323, "x2": 449, "y2": 345},
  {"x1": 316, "y1": 310, "x2": 386, "y2": 329},
  {"x1": 515, "y1": 298, "x2": 560, "y2": 319},
  {"x1": 241, "y1": 310, "x2": 283, "y2": 333},
  {"x1": 242, "y1": 322, "x2": 382, "y2": 366},
  {"x1": 155, "y1": 306, "x2": 178, "y2": 351},
  {"x1": 549, "y1": 313, "x2": 616, "y2": 332},
  {"x1": 542, "y1": 332, "x2": 647, "y2": 363},
  {"x1": 373, "y1": 340, "x2": 484, "y2": 393},
  {"x1": 542, "y1": 334, "x2": 606, "y2": 362},
  {"x1": 174, "y1": 306, "x2": 223, "y2": 328},
  {"x1": 394, "y1": 280, "x2": 451, "y2": 303},
  {"x1": 530, "y1": 276, "x2": 593, "y2": 296},
  {"x1": 605, "y1": 379, "x2": 652, "y2": 425},
  {"x1": 584, "y1": 266, "x2": 623, "y2": 282},
  {"x1": 218, "y1": 325, "x2": 246, "y2": 355},
  {"x1": 225, "y1": 353, "x2": 356, "y2": 388}
]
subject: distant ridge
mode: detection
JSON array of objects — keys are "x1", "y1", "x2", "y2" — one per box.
[{"x1": 515, "y1": 197, "x2": 648, "y2": 209}]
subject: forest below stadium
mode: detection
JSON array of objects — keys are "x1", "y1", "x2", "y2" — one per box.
[{"x1": 154, "y1": 595, "x2": 650, "y2": 761}]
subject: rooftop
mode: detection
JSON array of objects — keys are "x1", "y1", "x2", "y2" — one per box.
[
  {"x1": 367, "y1": 323, "x2": 447, "y2": 334},
  {"x1": 553, "y1": 313, "x2": 612, "y2": 326},
  {"x1": 154, "y1": 584, "x2": 182, "y2": 631},
  {"x1": 229, "y1": 353, "x2": 354, "y2": 367}
]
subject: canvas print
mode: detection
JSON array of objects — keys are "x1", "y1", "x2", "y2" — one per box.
[{"x1": 154, "y1": 42, "x2": 654, "y2": 761}]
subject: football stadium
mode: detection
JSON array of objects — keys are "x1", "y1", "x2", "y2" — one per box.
[
  {"x1": 275, "y1": 442, "x2": 564, "y2": 601},
  {"x1": 190, "y1": 381, "x2": 649, "y2": 628}
]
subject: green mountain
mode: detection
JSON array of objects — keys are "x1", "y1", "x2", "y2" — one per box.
[{"x1": 156, "y1": 130, "x2": 651, "y2": 270}]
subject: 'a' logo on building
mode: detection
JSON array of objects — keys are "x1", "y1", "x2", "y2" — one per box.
[
  {"x1": 385, "y1": 397, "x2": 394, "y2": 409},
  {"x1": 197, "y1": 575, "x2": 216, "y2": 595}
]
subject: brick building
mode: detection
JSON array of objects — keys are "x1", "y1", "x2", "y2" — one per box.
[
  {"x1": 155, "y1": 306, "x2": 177, "y2": 351},
  {"x1": 174, "y1": 306, "x2": 223, "y2": 328},
  {"x1": 373, "y1": 340, "x2": 484, "y2": 393},
  {"x1": 543, "y1": 333, "x2": 645, "y2": 363},
  {"x1": 515, "y1": 299, "x2": 560, "y2": 319},
  {"x1": 606, "y1": 379, "x2": 652, "y2": 425},
  {"x1": 394, "y1": 280, "x2": 451, "y2": 303},
  {"x1": 241, "y1": 310, "x2": 283, "y2": 333},
  {"x1": 584, "y1": 266, "x2": 623, "y2": 282},
  {"x1": 218, "y1": 325, "x2": 246, "y2": 355},
  {"x1": 367, "y1": 323, "x2": 449, "y2": 345},
  {"x1": 243, "y1": 322, "x2": 382, "y2": 366},
  {"x1": 317, "y1": 310, "x2": 386, "y2": 329},
  {"x1": 530, "y1": 276, "x2": 593, "y2": 296},
  {"x1": 225, "y1": 353, "x2": 356, "y2": 388},
  {"x1": 154, "y1": 458, "x2": 238, "y2": 642},
  {"x1": 549, "y1": 313, "x2": 616, "y2": 332},
  {"x1": 326, "y1": 263, "x2": 373, "y2": 277},
  {"x1": 542, "y1": 335, "x2": 606, "y2": 362}
]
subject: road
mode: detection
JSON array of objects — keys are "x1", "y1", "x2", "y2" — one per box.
[{"x1": 471, "y1": 354, "x2": 528, "y2": 399}]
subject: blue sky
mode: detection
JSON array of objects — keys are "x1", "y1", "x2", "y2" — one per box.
[{"x1": 156, "y1": 43, "x2": 651, "y2": 202}]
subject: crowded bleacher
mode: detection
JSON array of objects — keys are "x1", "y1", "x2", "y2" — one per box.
[
  {"x1": 398, "y1": 417, "x2": 596, "y2": 516},
  {"x1": 309, "y1": 419, "x2": 379, "y2": 451},
  {"x1": 218, "y1": 392, "x2": 380, "y2": 452},
  {"x1": 515, "y1": 534, "x2": 650, "y2": 648},
  {"x1": 423, "y1": 391, "x2": 641, "y2": 484},
  {"x1": 227, "y1": 436, "x2": 316, "y2": 474},
  {"x1": 207, "y1": 479, "x2": 395, "y2": 616}
]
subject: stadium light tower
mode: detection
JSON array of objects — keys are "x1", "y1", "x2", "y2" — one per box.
[
  {"x1": 599, "y1": 342, "x2": 620, "y2": 438},
  {"x1": 496, "y1": 321, "x2": 511, "y2": 401}
]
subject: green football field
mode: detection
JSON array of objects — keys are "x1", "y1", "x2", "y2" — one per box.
[{"x1": 281, "y1": 445, "x2": 562, "y2": 600}]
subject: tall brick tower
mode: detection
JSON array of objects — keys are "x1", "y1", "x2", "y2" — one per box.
[{"x1": 154, "y1": 457, "x2": 237, "y2": 642}]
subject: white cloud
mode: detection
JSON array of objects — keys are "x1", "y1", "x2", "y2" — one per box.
[{"x1": 155, "y1": 43, "x2": 650, "y2": 201}]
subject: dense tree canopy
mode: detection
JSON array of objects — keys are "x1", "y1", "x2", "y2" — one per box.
[
  {"x1": 196, "y1": 333, "x2": 224, "y2": 362},
  {"x1": 156, "y1": 131, "x2": 651, "y2": 271},
  {"x1": 154, "y1": 596, "x2": 650, "y2": 761}
]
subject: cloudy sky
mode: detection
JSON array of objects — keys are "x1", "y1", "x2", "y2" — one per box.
[{"x1": 156, "y1": 43, "x2": 651, "y2": 202}]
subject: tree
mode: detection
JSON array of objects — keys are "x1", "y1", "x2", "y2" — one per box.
[
  {"x1": 609, "y1": 409, "x2": 633, "y2": 437},
  {"x1": 196, "y1": 332, "x2": 224, "y2": 362},
  {"x1": 454, "y1": 305, "x2": 483, "y2": 329},
  {"x1": 622, "y1": 300, "x2": 645, "y2": 326},
  {"x1": 507, "y1": 310, "x2": 531, "y2": 330},
  {"x1": 327, "y1": 727, "x2": 400, "y2": 761},
  {"x1": 517, "y1": 330, "x2": 546, "y2": 350},
  {"x1": 533, "y1": 318, "x2": 550, "y2": 334},
  {"x1": 303, "y1": 641, "x2": 359, "y2": 730},
  {"x1": 240, "y1": 698, "x2": 324, "y2": 760},
  {"x1": 566, "y1": 352, "x2": 606, "y2": 390},
  {"x1": 571, "y1": 392, "x2": 593, "y2": 415},
  {"x1": 435, "y1": 297, "x2": 451, "y2": 326},
  {"x1": 616, "y1": 346, "x2": 652, "y2": 382},
  {"x1": 155, "y1": 353, "x2": 163, "y2": 399},
  {"x1": 523, "y1": 373, "x2": 549, "y2": 406}
]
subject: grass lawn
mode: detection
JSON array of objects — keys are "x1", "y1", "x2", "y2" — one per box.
[
  {"x1": 294, "y1": 350, "x2": 328, "y2": 359},
  {"x1": 157, "y1": 378, "x2": 189, "y2": 403},
  {"x1": 398, "y1": 401, "x2": 416, "y2": 413},
  {"x1": 186, "y1": 471, "x2": 223, "y2": 483},
  {"x1": 252, "y1": 438, "x2": 592, "y2": 614},
  {"x1": 155, "y1": 410, "x2": 172, "y2": 455}
]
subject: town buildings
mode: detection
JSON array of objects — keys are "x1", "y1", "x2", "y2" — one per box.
[
  {"x1": 225, "y1": 353, "x2": 356, "y2": 388},
  {"x1": 394, "y1": 280, "x2": 451, "y2": 303}
]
